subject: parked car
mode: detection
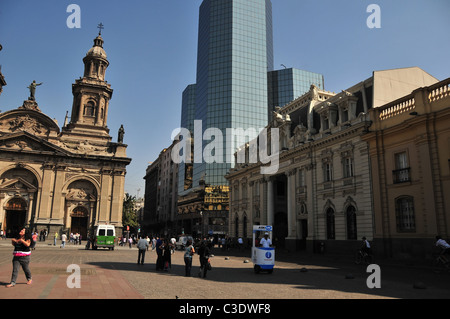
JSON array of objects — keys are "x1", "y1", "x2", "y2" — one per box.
[{"x1": 175, "y1": 235, "x2": 194, "y2": 250}]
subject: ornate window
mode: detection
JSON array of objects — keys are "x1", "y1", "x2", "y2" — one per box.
[
  {"x1": 343, "y1": 157, "x2": 354, "y2": 178},
  {"x1": 324, "y1": 162, "x2": 333, "y2": 182},
  {"x1": 393, "y1": 152, "x2": 410, "y2": 183},
  {"x1": 395, "y1": 196, "x2": 415, "y2": 232}
]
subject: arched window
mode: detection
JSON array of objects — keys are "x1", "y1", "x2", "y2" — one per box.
[
  {"x1": 5, "y1": 198, "x2": 27, "y2": 211},
  {"x1": 71, "y1": 206, "x2": 88, "y2": 217},
  {"x1": 346, "y1": 205, "x2": 357, "y2": 240},
  {"x1": 326, "y1": 208, "x2": 335, "y2": 240},
  {"x1": 84, "y1": 101, "x2": 96, "y2": 117}
]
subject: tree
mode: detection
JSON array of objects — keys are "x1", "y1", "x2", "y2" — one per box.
[{"x1": 122, "y1": 193, "x2": 138, "y2": 232}]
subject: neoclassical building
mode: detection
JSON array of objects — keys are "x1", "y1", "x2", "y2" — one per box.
[
  {"x1": 0, "y1": 32, "x2": 131, "y2": 238},
  {"x1": 362, "y1": 77, "x2": 450, "y2": 259},
  {"x1": 226, "y1": 67, "x2": 438, "y2": 254}
]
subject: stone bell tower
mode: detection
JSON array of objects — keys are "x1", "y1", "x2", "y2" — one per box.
[{"x1": 61, "y1": 26, "x2": 113, "y2": 143}]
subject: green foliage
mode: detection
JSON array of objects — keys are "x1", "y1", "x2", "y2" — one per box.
[{"x1": 122, "y1": 193, "x2": 138, "y2": 229}]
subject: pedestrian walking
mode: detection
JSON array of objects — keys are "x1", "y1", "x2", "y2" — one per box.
[
  {"x1": 152, "y1": 237, "x2": 156, "y2": 251},
  {"x1": 155, "y1": 237, "x2": 164, "y2": 270},
  {"x1": 238, "y1": 237, "x2": 243, "y2": 251},
  {"x1": 6, "y1": 228, "x2": 33, "y2": 288},
  {"x1": 137, "y1": 236, "x2": 149, "y2": 265},
  {"x1": 184, "y1": 239, "x2": 195, "y2": 277},
  {"x1": 170, "y1": 236, "x2": 176, "y2": 254},
  {"x1": 60, "y1": 233, "x2": 67, "y2": 248},
  {"x1": 146, "y1": 236, "x2": 150, "y2": 251},
  {"x1": 198, "y1": 240, "x2": 212, "y2": 278},
  {"x1": 31, "y1": 231, "x2": 38, "y2": 250},
  {"x1": 163, "y1": 238, "x2": 173, "y2": 271},
  {"x1": 53, "y1": 232, "x2": 58, "y2": 246}
]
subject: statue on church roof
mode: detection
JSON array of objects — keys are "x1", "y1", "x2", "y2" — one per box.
[
  {"x1": 27, "y1": 80, "x2": 43, "y2": 101},
  {"x1": 118, "y1": 124, "x2": 125, "y2": 143}
]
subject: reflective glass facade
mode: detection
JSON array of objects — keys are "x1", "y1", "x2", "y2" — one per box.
[
  {"x1": 181, "y1": 84, "x2": 197, "y2": 135},
  {"x1": 193, "y1": 0, "x2": 274, "y2": 187},
  {"x1": 268, "y1": 68, "x2": 324, "y2": 114},
  {"x1": 178, "y1": 84, "x2": 196, "y2": 195}
]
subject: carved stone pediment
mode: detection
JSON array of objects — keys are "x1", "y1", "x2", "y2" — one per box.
[
  {"x1": 8, "y1": 114, "x2": 46, "y2": 134},
  {"x1": 0, "y1": 132, "x2": 69, "y2": 155},
  {"x1": 65, "y1": 188, "x2": 96, "y2": 201},
  {"x1": 58, "y1": 140, "x2": 111, "y2": 156},
  {"x1": 0, "y1": 177, "x2": 38, "y2": 193},
  {"x1": 0, "y1": 108, "x2": 60, "y2": 137}
]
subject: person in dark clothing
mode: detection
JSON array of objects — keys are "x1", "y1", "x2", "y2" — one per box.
[
  {"x1": 184, "y1": 240, "x2": 195, "y2": 277},
  {"x1": 155, "y1": 237, "x2": 164, "y2": 270},
  {"x1": 163, "y1": 238, "x2": 173, "y2": 271},
  {"x1": 7, "y1": 228, "x2": 33, "y2": 287},
  {"x1": 198, "y1": 240, "x2": 212, "y2": 278}
]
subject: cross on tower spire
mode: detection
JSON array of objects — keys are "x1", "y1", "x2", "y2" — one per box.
[{"x1": 97, "y1": 22, "x2": 104, "y2": 35}]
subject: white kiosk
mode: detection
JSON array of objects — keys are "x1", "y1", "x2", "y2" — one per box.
[{"x1": 252, "y1": 225, "x2": 275, "y2": 274}]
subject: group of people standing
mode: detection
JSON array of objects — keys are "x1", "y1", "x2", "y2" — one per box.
[
  {"x1": 133, "y1": 236, "x2": 174, "y2": 271},
  {"x1": 184, "y1": 238, "x2": 212, "y2": 278},
  {"x1": 133, "y1": 235, "x2": 213, "y2": 278}
]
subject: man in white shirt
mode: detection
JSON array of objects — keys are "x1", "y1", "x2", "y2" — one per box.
[
  {"x1": 436, "y1": 236, "x2": 450, "y2": 254},
  {"x1": 60, "y1": 233, "x2": 67, "y2": 248},
  {"x1": 259, "y1": 233, "x2": 272, "y2": 248},
  {"x1": 238, "y1": 237, "x2": 243, "y2": 250}
]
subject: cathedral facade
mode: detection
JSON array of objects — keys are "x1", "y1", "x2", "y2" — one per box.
[{"x1": 0, "y1": 33, "x2": 131, "y2": 238}]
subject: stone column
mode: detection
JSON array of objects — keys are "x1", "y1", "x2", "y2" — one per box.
[
  {"x1": 286, "y1": 169, "x2": 296, "y2": 239},
  {"x1": 267, "y1": 177, "x2": 274, "y2": 226},
  {"x1": 38, "y1": 164, "x2": 55, "y2": 220},
  {"x1": 26, "y1": 193, "x2": 35, "y2": 228}
]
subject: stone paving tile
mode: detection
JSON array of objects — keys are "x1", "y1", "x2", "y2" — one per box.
[
  {"x1": 0, "y1": 246, "x2": 144, "y2": 299},
  {"x1": 0, "y1": 240, "x2": 449, "y2": 300}
]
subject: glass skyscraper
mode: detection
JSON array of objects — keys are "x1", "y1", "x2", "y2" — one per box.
[
  {"x1": 178, "y1": 84, "x2": 196, "y2": 195},
  {"x1": 268, "y1": 68, "x2": 324, "y2": 114},
  {"x1": 192, "y1": 0, "x2": 274, "y2": 187},
  {"x1": 178, "y1": 0, "x2": 324, "y2": 193}
]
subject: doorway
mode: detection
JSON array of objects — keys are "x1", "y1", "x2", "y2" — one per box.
[
  {"x1": 273, "y1": 174, "x2": 288, "y2": 248},
  {"x1": 4, "y1": 198, "x2": 27, "y2": 237},
  {"x1": 71, "y1": 217, "x2": 88, "y2": 238},
  {"x1": 70, "y1": 206, "x2": 88, "y2": 238}
]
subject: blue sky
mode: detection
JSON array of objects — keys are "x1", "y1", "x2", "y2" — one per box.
[{"x1": 1, "y1": 0, "x2": 449, "y2": 197}]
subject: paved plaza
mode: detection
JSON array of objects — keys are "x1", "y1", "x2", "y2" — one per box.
[{"x1": 0, "y1": 240, "x2": 449, "y2": 300}]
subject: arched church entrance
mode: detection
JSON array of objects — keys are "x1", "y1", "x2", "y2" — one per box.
[
  {"x1": 65, "y1": 179, "x2": 97, "y2": 239},
  {"x1": 4, "y1": 197, "x2": 27, "y2": 237},
  {"x1": 0, "y1": 167, "x2": 38, "y2": 237}
]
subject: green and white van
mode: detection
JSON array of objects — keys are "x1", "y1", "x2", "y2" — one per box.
[{"x1": 93, "y1": 224, "x2": 115, "y2": 250}]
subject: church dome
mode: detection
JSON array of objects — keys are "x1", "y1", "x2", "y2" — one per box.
[{"x1": 86, "y1": 35, "x2": 107, "y2": 59}]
